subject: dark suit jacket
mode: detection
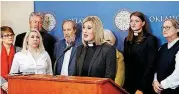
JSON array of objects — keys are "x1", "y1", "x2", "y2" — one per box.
[
  {"x1": 15, "y1": 29, "x2": 56, "y2": 65},
  {"x1": 74, "y1": 43, "x2": 116, "y2": 80},
  {"x1": 54, "y1": 38, "x2": 82, "y2": 76}
]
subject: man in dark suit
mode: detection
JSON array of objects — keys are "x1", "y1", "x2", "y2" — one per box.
[
  {"x1": 15, "y1": 12, "x2": 56, "y2": 66},
  {"x1": 54, "y1": 20, "x2": 81, "y2": 76}
]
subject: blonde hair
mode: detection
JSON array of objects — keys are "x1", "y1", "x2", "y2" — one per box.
[
  {"x1": 21, "y1": 29, "x2": 45, "y2": 54},
  {"x1": 104, "y1": 29, "x2": 116, "y2": 45},
  {"x1": 82, "y1": 16, "x2": 104, "y2": 47}
]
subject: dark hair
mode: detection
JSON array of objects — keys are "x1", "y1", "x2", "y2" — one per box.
[
  {"x1": 1, "y1": 26, "x2": 14, "y2": 38},
  {"x1": 126, "y1": 11, "x2": 150, "y2": 43},
  {"x1": 62, "y1": 20, "x2": 77, "y2": 31}
]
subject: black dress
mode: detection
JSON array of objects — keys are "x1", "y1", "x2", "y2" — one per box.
[{"x1": 123, "y1": 32, "x2": 158, "y2": 94}]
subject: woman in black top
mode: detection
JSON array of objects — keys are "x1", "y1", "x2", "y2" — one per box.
[
  {"x1": 73, "y1": 16, "x2": 116, "y2": 80},
  {"x1": 123, "y1": 11, "x2": 158, "y2": 94}
]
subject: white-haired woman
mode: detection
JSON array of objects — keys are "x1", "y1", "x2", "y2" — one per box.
[
  {"x1": 73, "y1": 16, "x2": 116, "y2": 80},
  {"x1": 10, "y1": 30, "x2": 52, "y2": 75},
  {"x1": 104, "y1": 29, "x2": 125, "y2": 87}
]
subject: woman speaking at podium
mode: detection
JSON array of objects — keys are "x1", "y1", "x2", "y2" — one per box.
[
  {"x1": 10, "y1": 29, "x2": 53, "y2": 75},
  {"x1": 73, "y1": 16, "x2": 116, "y2": 80}
]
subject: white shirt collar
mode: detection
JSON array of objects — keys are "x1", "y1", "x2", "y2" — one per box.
[
  {"x1": 168, "y1": 38, "x2": 179, "y2": 49},
  {"x1": 88, "y1": 43, "x2": 94, "y2": 47},
  {"x1": 61, "y1": 47, "x2": 72, "y2": 76}
]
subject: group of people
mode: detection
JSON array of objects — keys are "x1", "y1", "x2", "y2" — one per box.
[{"x1": 1, "y1": 11, "x2": 179, "y2": 94}]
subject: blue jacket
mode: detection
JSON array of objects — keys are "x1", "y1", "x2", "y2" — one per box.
[{"x1": 54, "y1": 38, "x2": 81, "y2": 76}]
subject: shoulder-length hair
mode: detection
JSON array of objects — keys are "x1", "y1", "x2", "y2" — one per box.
[
  {"x1": 164, "y1": 18, "x2": 179, "y2": 36},
  {"x1": 82, "y1": 16, "x2": 105, "y2": 47},
  {"x1": 1, "y1": 26, "x2": 15, "y2": 38},
  {"x1": 62, "y1": 20, "x2": 77, "y2": 31},
  {"x1": 1, "y1": 26, "x2": 15, "y2": 50},
  {"x1": 21, "y1": 29, "x2": 45, "y2": 54},
  {"x1": 126, "y1": 11, "x2": 150, "y2": 43}
]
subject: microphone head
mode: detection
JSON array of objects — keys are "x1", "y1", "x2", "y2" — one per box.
[
  {"x1": 68, "y1": 41, "x2": 75, "y2": 46},
  {"x1": 63, "y1": 41, "x2": 75, "y2": 52}
]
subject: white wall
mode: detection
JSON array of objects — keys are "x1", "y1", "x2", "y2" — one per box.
[
  {"x1": 1, "y1": 1, "x2": 34, "y2": 37},
  {"x1": 0, "y1": 1, "x2": 1, "y2": 27}
]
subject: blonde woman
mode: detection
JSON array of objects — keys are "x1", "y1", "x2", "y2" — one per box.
[
  {"x1": 10, "y1": 29, "x2": 52, "y2": 75},
  {"x1": 104, "y1": 29, "x2": 125, "y2": 87},
  {"x1": 73, "y1": 16, "x2": 116, "y2": 80},
  {"x1": 153, "y1": 19, "x2": 179, "y2": 94}
]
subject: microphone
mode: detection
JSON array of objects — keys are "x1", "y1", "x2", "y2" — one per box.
[
  {"x1": 53, "y1": 41, "x2": 75, "y2": 76},
  {"x1": 9, "y1": 72, "x2": 22, "y2": 76},
  {"x1": 9, "y1": 72, "x2": 35, "y2": 76},
  {"x1": 63, "y1": 42, "x2": 75, "y2": 52}
]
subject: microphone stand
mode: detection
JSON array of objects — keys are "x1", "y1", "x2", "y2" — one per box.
[
  {"x1": 53, "y1": 42, "x2": 75, "y2": 76},
  {"x1": 53, "y1": 52, "x2": 66, "y2": 76}
]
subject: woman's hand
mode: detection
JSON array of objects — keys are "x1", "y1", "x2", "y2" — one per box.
[
  {"x1": 135, "y1": 90, "x2": 143, "y2": 94},
  {"x1": 152, "y1": 80, "x2": 163, "y2": 94},
  {"x1": 2, "y1": 82, "x2": 8, "y2": 93}
]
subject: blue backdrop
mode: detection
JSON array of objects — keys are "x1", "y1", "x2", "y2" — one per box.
[{"x1": 35, "y1": 1, "x2": 179, "y2": 51}]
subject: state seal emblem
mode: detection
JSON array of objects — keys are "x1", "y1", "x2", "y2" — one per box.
[{"x1": 114, "y1": 9, "x2": 131, "y2": 31}]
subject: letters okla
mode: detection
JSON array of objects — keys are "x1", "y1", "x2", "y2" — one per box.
[
  {"x1": 69, "y1": 15, "x2": 179, "y2": 24},
  {"x1": 149, "y1": 15, "x2": 179, "y2": 22},
  {"x1": 69, "y1": 18, "x2": 84, "y2": 24}
]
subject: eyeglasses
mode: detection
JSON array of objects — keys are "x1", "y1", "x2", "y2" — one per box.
[
  {"x1": 2, "y1": 34, "x2": 15, "y2": 38},
  {"x1": 161, "y1": 26, "x2": 173, "y2": 30}
]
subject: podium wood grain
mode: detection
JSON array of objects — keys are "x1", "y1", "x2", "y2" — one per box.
[{"x1": 8, "y1": 74, "x2": 128, "y2": 94}]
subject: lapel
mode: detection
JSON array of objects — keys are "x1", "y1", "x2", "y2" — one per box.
[
  {"x1": 78, "y1": 46, "x2": 87, "y2": 75},
  {"x1": 88, "y1": 45, "x2": 103, "y2": 75},
  {"x1": 59, "y1": 40, "x2": 66, "y2": 65},
  {"x1": 61, "y1": 40, "x2": 66, "y2": 54},
  {"x1": 69, "y1": 40, "x2": 79, "y2": 64}
]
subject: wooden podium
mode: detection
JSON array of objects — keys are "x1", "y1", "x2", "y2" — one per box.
[{"x1": 8, "y1": 74, "x2": 128, "y2": 94}]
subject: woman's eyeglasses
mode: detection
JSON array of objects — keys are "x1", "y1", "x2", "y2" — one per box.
[
  {"x1": 161, "y1": 26, "x2": 173, "y2": 30},
  {"x1": 2, "y1": 34, "x2": 15, "y2": 38}
]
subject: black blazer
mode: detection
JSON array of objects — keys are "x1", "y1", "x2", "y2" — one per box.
[{"x1": 73, "y1": 43, "x2": 116, "y2": 80}]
